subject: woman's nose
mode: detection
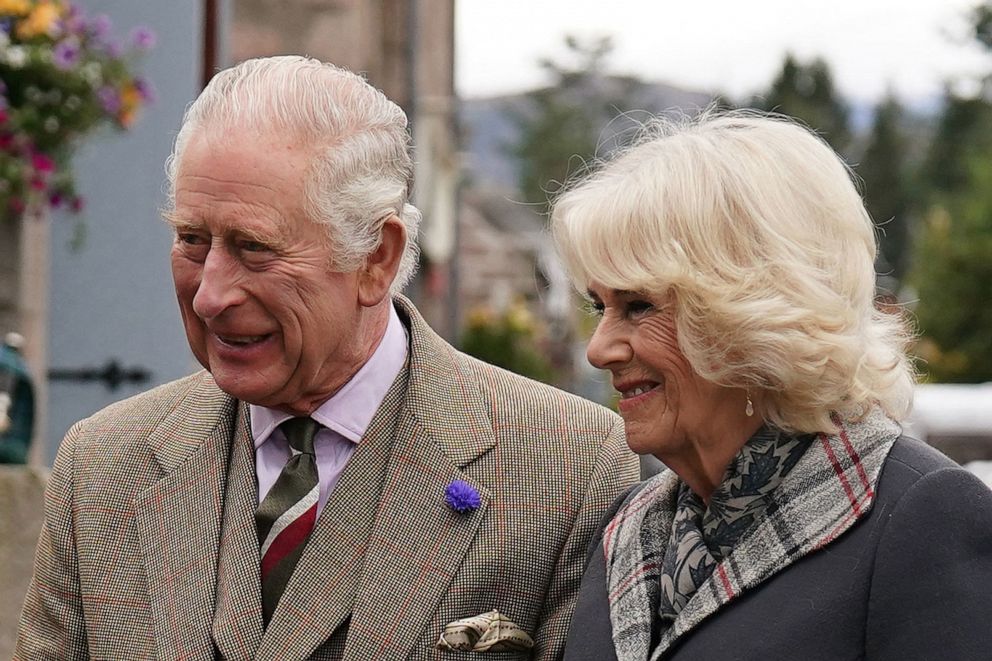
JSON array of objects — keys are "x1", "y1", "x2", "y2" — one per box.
[{"x1": 586, "y1": 318, "x2": 630, "y2": 369}]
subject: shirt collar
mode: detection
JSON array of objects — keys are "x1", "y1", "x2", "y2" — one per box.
[{"x1": 249, "y1": 303, "x2": 408, "y2": 448}]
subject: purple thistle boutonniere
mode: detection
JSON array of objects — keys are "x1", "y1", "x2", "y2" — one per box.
[{"x1": 444, "y1": 480, "x2": 481, "y2": 513}]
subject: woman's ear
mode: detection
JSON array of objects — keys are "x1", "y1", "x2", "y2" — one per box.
[{"x1": 358, "y1": 215, "x2": 406, "y2": 307}]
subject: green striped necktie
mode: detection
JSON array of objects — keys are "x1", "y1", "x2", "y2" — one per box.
[{"x1": 256, "y1": 417, "x2": 321, "y2": 625}]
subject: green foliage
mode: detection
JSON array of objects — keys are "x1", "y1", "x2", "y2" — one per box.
[
  {"x1": 859, "y1": 95, "x2": 914, "y2": 282},
  {"x1": 460, "y1": 304, "x2": 555, "y2": 383},
  {"x1": 753, "y1": 54, "x2": 851, "y2": 153},
  {"x1": 507, "y1": 35, "x2": 635, "y2": 213},
  {"x1": 919, "y1": 95, "x2": 992, "y2": 198},
  {"x1": 511, "y1": 90, "x2": 597, "y2": 211},
  {"x1": 911, "y1": 156, "x2": 992, "y2": 383}
]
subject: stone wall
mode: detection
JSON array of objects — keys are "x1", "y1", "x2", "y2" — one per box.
[{"x1": 0, "y1": 466, "x2": 47, "y2": 657}]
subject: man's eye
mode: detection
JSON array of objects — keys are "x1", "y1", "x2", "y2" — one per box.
[
  {"x1": 239, "y1": 240, "x2": 270, "y2": 253},
  {"x1": 178, "y1": 232, "x2": 207, "y2": 245}
]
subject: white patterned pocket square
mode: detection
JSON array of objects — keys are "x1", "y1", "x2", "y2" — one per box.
[{"x1": 436, "y1": 609, "x2": 534, "y2": 653}]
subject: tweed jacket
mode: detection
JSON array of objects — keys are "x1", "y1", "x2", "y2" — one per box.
[
  {"x1": 564, "y1": 420, "x2": 992, "y2": 660},
  {"x1": 15, "y1": 296, "x2": 639, "y2": 661}
]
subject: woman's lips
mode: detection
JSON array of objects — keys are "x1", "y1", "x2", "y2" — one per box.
[{"x1": 615, "y1": 380, "x2": 663, "y2": 413}]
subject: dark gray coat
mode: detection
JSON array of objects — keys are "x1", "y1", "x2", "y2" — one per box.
[{"x1": 564, "y1": 437, "x2": 992, "y2": 660}]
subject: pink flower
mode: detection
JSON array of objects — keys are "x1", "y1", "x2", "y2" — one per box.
[
  {"x1": 97, "y1": 86, "x2": 121, "y2": 113},
  {"x1": 53, "y1": 39, "x2": 81, "y2": 70},
  {"x1": 129, "y1": 26, "x2": 156, "y2": 50},
  {"x1": 32, "y1": 152, "x2": 56, "y2": 173}
]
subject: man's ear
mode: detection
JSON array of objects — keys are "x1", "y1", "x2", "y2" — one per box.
[{"x1": 358, "y1": 214, "x2": 406, "y2": 307}]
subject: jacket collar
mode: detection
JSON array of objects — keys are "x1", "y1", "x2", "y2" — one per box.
[
  {"x1": 605, "y1": 407, "x2": 900, "y2": 661},
  {"x1": 256, "y1": 295, "x2": 498, "y2": 660},
  {"x1": 655, "y1": 407, "x2": 899, "y2": 659},
  {"x1": 135, "y1": 372, "x2": 242, "y2": 659}
]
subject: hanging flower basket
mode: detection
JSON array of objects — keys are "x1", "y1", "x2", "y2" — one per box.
[{"x1": 0, "y1": 0, "x2": 155, "y2": 219}]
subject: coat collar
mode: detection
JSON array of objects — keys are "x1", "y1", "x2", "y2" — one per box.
[
  {"x1": 390, "y1": 294, "x2": 497, "y2": 468},
  {"x1": 654, "y1": 407, "x2": 900, "y2": 659},
  {"x1": 605, "y1": 407, "x2": 901, "y2": 661},
  {"x1": 135, "y1": 372, "x2": 240, "y2": 660}
]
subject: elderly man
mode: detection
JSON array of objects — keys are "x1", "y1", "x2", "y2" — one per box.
[{"x1": 15, "y1": 56, "x2": 637, "y2": 660}]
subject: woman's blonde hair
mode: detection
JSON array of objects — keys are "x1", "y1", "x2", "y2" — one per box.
[{"x1": 551, "y1": 110, "x2": 914, "y2": 433}]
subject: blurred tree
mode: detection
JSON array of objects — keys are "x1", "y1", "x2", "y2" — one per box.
[
  {"x1": 972, "y1": 1, "x2": 992, "y2": 54},
  {"x1": 858, "y1": 94, "x2": 914, "y2": 283},
  {"x1": 753, "y1": 54, "x2": 851, "y2": 153},
  {"x1": 508, "y1": 35, "x2": 638, "y2": 213},
  {"x1": 460, "y1": 303, "x2": 555, "y2": 383},
  {"x1": 919, "y1": 94, "x2": 992, "y2": 198},
  {"x1": 911, "y1": 156, "x2": 992, "y2": 382},
  {"x1": 905, "y1": 4, "x2": 992, "y2": 383}
]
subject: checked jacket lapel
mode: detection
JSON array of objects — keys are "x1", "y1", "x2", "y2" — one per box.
[
  {"x1": 258, "y1": 297, "x2": 497, "y2": 660},
  {"x1": 342, "y1": 297, "x2": 497, "y2": 660},
  {"x1": 211, "y1": 401, "x2": 266, "y2": 660},
  {"x1": 134, "y1": 374, "x2": 237, "y2": 660}
]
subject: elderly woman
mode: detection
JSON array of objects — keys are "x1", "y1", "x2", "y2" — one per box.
[{"x1": 551, "y1": 112, "x2": 992, "y2": 661}]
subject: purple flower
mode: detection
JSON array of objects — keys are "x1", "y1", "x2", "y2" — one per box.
[
  {"x1": 129, "y1": 26, "x2": 156, "y2": 51},
  {"x1": 53, "y1": 40, "x2": 81, "y2": 70},
  {"x1": 62, "y1": 7, "x2": 87, "y2": 35},
  {"x1": 88, "y1": 14, "x2": 112, "y2": 39},
  {"x1": 97, "y1": 86, "x2": 121, "y2": 114},
  {"x1": 103, "y1": 40, "x2": 123, "y2": 58},
  {"x1": 133, "y1": 77, "x2": 156, "y2": 103},
  {"x1": 444, "y1": 480, "x2": 481, "y2": 514}
]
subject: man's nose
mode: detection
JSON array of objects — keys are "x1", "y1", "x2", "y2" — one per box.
[
  {"x1": 192, "y1": 247, "x2": 245, "y2": 319},
  {"x1": 586, "y1": 319, "x2": 630, "y2": 369}
]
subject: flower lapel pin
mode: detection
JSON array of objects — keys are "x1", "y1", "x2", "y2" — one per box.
[{"x1": 444, "y1": 479, "x2": 481, "y2": 513}]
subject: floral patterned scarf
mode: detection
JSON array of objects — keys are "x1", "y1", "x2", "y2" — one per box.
[{"x1": 656, "y1": 427, "x2": 814, "y2": 640}]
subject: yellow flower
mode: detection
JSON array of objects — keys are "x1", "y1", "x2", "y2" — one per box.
[
  {"x1": 117, "y1": 83, "x2": 143, "y2": 127},
  {"x1": 0, "y1": 0, "x2": 31, "y2": 16},
  {"x1": 120, "y1": 83, "x2": 142, "y2": 110},
  {"x1": 16, "y1": 1, "x2": 63, "y2": 39}
]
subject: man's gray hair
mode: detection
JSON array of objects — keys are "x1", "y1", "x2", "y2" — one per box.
[{"x1": 165, "y1": 55, "x2": 421, "y2": 292}]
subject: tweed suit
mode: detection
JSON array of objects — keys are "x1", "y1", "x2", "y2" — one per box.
[{"x1": 15, "y1": 297, "x2": 640, "y2": 661}]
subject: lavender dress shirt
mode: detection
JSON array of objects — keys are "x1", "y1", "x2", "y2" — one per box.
[{"x1": 250, "y1": 304, "x2": 408, "y2": 515}]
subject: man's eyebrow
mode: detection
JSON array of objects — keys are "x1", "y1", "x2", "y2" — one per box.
[
  {"x1": 232, "y1": 225, "x2": 290, "y2": 250},
  {"x1": 161, "y1": 211, "x2": 196, "y2": 230}
]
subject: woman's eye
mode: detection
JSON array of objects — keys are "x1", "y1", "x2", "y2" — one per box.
[
  {"x1": 625, "y1": 300, "x2": 653, "y2": 317},
  {"x1": 583, "y1": 300, "x2": 605, "y2": 317}
]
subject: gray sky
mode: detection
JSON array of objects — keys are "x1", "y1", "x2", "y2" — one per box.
[{"x1": 456, "y1": 0, "x2": 989, "y2": 104}]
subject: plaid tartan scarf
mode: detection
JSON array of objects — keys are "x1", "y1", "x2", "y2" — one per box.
[
  {"x1": 604, "y1": 406, "x2": 899, "y2": 661},
  {"x1": 658, "y1": 428, "x2": 814, "y2": 628}
]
